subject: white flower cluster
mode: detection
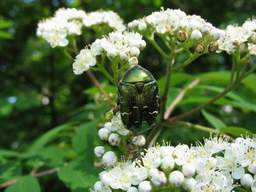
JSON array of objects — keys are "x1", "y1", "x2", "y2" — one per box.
[
  {"x1": 37, "y1": 8, "x2": 125, "y2": 47},
  {"x1": 92, "y1": 136, "x2": 256, "y2": 192},
  {"x1": 73, "y1": 31, "x2": 146, "y2": 74},
  {"x1": 97, "y1": 112, "x2": 129, "y2": 146},
  {"x1": 83, "y1": 10, "x2": 125, "y2": 31},
  {"x1": 128, "y1": 8, "x2": 222, "y2": 50},
  {"x1": 218, "y1": 19, "x2": 256, "y2": 54}
]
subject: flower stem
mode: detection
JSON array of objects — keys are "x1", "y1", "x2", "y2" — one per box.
[
  {"x1": 175, "y1": 121, "x2": 220, "y2": 134},
  {"x1": 145, "y1": 35, "x2": 169, "y2": 60}
]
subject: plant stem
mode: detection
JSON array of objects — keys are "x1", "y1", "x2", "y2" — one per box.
[
  {"x1": 173, "y1": 54, "x2": 200, "y2": 71},
  {"x1": 0, "y1": 168, "x2": 58, "y2": 189},
  {"x1": 159, "y1": 51, "x2": 176, "y2": 121},
  {"x1": 167, "y1": 84, "x2": 234, "y2": 123},
  {"x1": 175, "y1": 121, "x2": 220, "y2": 134},
  {"x1": 71, "y1": 39, "x2": 109, "y2": 97},
  {"x1": 164, "y1": 78, "x2": 200, "y2": 119},
  {"x1": 85, "y1": 70, "x2": 107, "y2": 96},
  {"x1": 145, "y1": 35, "x2": 169, "y2": 59}
]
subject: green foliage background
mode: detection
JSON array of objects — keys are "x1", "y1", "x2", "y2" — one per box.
[{"x1": 1, "y1": 0, "x2": 256, "y2": 191}]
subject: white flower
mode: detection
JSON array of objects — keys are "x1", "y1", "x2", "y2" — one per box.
[
  {"x1": 37, "y1": 8, "x2": 125, "y2": 47},
  {"x1": 249, "y1": 163, "x2": 256, "y2": 175},
  {"x1": 218, "y1": 24, "x2": 252, "y2": 54},
  {"x1": 191, "y1": 29, "x2": 202, "y2": 40},
  {"x1": 90, "y1": 31, "x2": 146, "y2": 64},
  {"x1": 102, "y1": 151, "x2": 117, "y2": 167},
  {"x1": 83, "y1": 10, "x2": 125, "y2": 31},
  {"x1": 108, "y1": 133, "x2": 121, "y2": 146},
  {"x1": 173, "y1": 144, "x2": 190, "y2": 165},
  {"x1": 91, "y1": 181, "x2": 112, "y2": 192},
  {"x1": 132, "y1": 135, "x2": 146, "y2": 147},
  {"x1": 182, "y1": 163, "x2": 196, "y2": 177},
  {"x1": 127, "y1": 187, "x2": 138, "y2": 192},
  {"x1": 100, "y1": 163, "x2": 147, "y2": 191},
  {"x1": 37, "y1": 8, "x2": 86, "y2": 47},
  {"x1": 241, "y1": 173, "x2": 254, "y2": 188},
  {"x1": 248, "y1": 43, "x2": 256, "y2": 55},
  {"x1": 161, "y1": 156, "x2": 175, "y2": 171},
  {"x1": 128, "y1": 8, "x2": 220, "y2": 44},
  {"x1": 94, "y1": 146, "x2": 105, "y2": 157},
  {"x1": 73, "y1": 48, "x2": 96, "y2": 74},
  {"x1": 183, "y1": 178, "x2": 197, "y2": 190},
  {"x1": 138, "y1": 181, "x2": 152, "y2": 192},
  {"x1": 98, "y1": 128, "x2": 110, "y2": 141},
  {"x1": 149, "y1": 168, "x2": 167, "y2": 186},
  {"x1": 111, "y1": 112, "x2": 130, "y2": 136},
  {"x1": 142, "y1": 147, "x2": 162, "y2": 169},
  {"x1": 169, "y1": 171, "x2": 184, "y2": 187},
  {"x1": 193, "y1": 170, "x2": 234, "y2": 192},
  {"x1": 160, "y1": 146, "x2": 174, "y2": 158},
  {"x1": 252, "y1": 180, "x2": 256, "y2": 192}
]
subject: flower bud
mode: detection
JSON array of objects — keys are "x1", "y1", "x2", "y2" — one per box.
[
  {"x1": 169, "y1": 171, "x2": 185, "y2": 187},
  {"x1": 138, "y1": 22, "x2": 147, "y2": 31},
  {"x1": 182, "y1": 163, "x2": 196, "y2": 177},
  {"x1": 102, "y1": 151, "x2": 117, "y2": 167},
  {"x1": 93, "y1": 181, "x2": 104, "y2": 191},
  {"x1": 149, "y1": 168, "x2": 167, "y2": 186},
  {"x1": 129, "y1": 57, "x2": 138, "y2": 65},
  {"x1": 161, "y1": 157, "x2": 175, "y2": 171},
  {"x1": 128, "y1": 186, "x2": 138, "y2": 192},
  {"x1": 177, "y1": 30, "x2": 187, "y2": 42},
  {"x1": 241, "y1": 173, "x2": 254, "y2": 187},
  {"x1": 195, "y1": 44, "x2": 205, "y2": 54},
  {"x1": 251, "y1": 181, "x2": 256, "y2": 192},
  {"x1": 183, "y1": 178, "x2": 197, "y2": 190},
  {"x1": 248, "y1": 163, "x2": 256, "y2": 174},
  {"x1": 94, "y1": 146, "x2": 105, "y2": 157},
  {"x1": 108, "y1": 133, "x2": 121, "y2": 146},
  {"x1": 132, "y1": 135, "x2": 146, "y2": 147},
  {"x1": 208, "y1": 42, "x2": 218, "y2": 52},
  {"x1": 138, "y1": 181, "x2": 152, "y2": 192},
  {"x1": 98, "y1": 128, "x2": 110, "y2": 141},
  {"x1": 130, "y1": 47, "x2": 140, "y2": 57},
  {"x1": 191, "y1": 29, "x2": 202, "y2": 40}
]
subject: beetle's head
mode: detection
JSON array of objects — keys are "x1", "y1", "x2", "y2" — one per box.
[{"x1": 121, "y1": 65, "x2": 154, "y2": 83}]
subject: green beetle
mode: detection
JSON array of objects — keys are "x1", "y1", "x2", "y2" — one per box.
[{"x1": 118, "y1": 65, "x2": 159, "y2": 130}]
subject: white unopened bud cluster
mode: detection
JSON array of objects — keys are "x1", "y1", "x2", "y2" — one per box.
[
  {"x1": 94, "y1": 146, "x2": 117, "y2": 167},
  {"x1": 72, "y1": 31, "x2": 146, "y2": 74},
  {"x1": 98, "y1": 112, "x2": 129, "y2": 147},
  {"x1": 92, "y1": 136, "x2": 256, "y2": 192},
  {"x1": 128, "y1": 8, "x2": 222, "y2": 53},
  {"x1": 37, "y1": 8, "x2": 125, "y2": 48}
]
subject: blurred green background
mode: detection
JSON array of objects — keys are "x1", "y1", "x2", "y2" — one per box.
[{"x1": 1, "y1": 0, "x2": 256, "y2": 191}]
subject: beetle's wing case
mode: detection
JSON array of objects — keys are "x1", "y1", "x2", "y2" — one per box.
[
  {"x1": 118, "y1": 81, "x2": 138, "y2": 128},
  {"x1": 142, "y1": 80, "x2": 159, "y2": 125}
]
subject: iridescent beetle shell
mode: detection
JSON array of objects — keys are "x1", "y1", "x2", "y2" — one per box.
[{"x1": 118, "y1": 65, "x2": 159, "y2": 130}]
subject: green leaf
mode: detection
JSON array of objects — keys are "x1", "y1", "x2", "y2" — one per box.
[
  {"x1": 242, "y1": 74, "x2": 256, "y2": 93},
  {"x1": 0, "y1": 161, "x2": 22, "y2": 183},
  {"x1": 0, "y1": 150, "x2": 20, "y2": 158},
  {"x1": 58, "y1": 166, "x2": 97, "y2": 190},
  {"x1": 202, "y1": 110, "x2": 226, "y2": 129},
  {"x1": 220, "y1": 126, "x2": 255, "y2": 137},
  {"x1": 0, "y1": 30, "x2": 13, "y2": 39},
  {"x1": 0, "y1": 20, "x2": 13, "y2": 29},
  {"x1": 199, "y1": 71, "x2": 230, "y2": 86},
  {"x1": 72, "y1": 120, "x2": 98, "y2": 155},
  {"x1": 24, "y1": 123, "x2": 73, "y2": 157},
  {"x1": 5, "y1": 176, "x2": 41, "y2": 192},
  {"x1": 38, "y1": 146, "x2": 66, "y2": 167}
]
